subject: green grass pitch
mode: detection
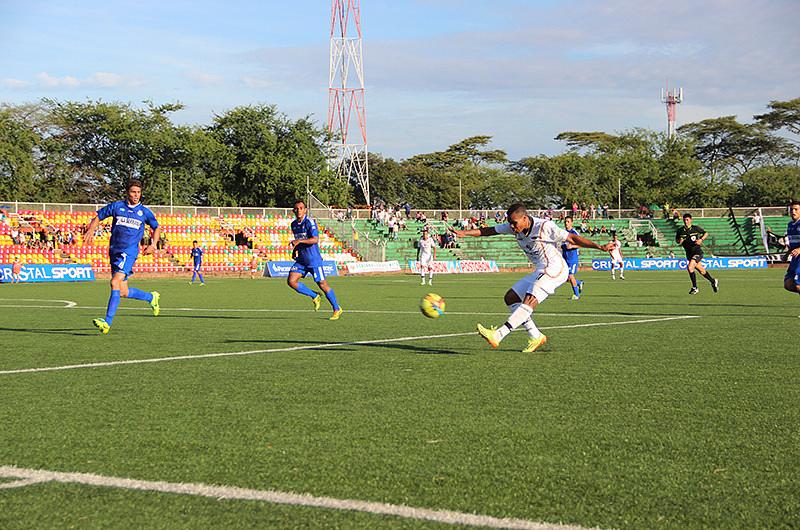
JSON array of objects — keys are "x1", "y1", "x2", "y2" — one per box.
[{"x1": 1, "y1": 269, "x2": 798, "y2": 529}]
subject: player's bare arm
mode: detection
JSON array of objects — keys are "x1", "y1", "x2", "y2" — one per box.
[
  {"x1": 567, "y1": 233, "x2": 613, "y2": 252},
  {"x1": 83, "y1": 216, "x2": 99, "y2": 246},
  {"x1": 143, "y1": 226, "x2": 161, "y2": 255},
  {"x1": 452, "y1": 226, "x2": 498, "y2": 238}
]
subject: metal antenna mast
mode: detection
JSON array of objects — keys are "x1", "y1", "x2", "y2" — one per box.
[
  {"x1": 328, "y1": 0, "x2": 369, "y2": 204},
  {"x1": 661, "y1": 84, "x2": 683, "y2": 139}
]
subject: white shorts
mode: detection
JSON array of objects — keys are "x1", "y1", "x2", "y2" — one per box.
[
  {"x1": 419, "y1": 257, "x2": 433, "y2": 271},
  {"x1": 511, "y1": 267, "x2": 569, "y2": 304}
]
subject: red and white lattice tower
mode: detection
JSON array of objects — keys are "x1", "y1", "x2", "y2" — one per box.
[
  {"x1": 661, "y1": 84, "x2": 683, "y2": 139},
  {"x1": 328, "y1": 0, "x2": 369, "y2": 204}
]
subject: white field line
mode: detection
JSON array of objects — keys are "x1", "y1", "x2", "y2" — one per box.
[
  {"x1": 0, "y1": 477, "x2": 49, "y2": 489},
  {"x1": 0, "y1": 316, "x2": 698, "y2": 376},
  {"x1": 0, "y1": 298, "x2": 77, "y2": 308},
  {"x1": 0, "y1": 300, "x2": 679, "y2": 319},
  {"x1": 0, "y1": 465, "x2": 593, "y2": 530}
]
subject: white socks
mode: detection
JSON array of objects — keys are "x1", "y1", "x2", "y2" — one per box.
[{"x1": 497, "y1": 303, "x2": 535, "y2": 341}]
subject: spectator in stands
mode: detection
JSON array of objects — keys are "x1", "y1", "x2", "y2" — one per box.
[
  {"x1": 10, "y1": 226, "x2": 19, "y2": 244},
  {"x1": 600, "y1": 225, "x2": 607, "y2": 234},
  {"x1": 590, "y1": 203, "x2": 596, "y2": 220},
  {"x1": 580, "y1": 220, "x2": 589, "y2": 233},
  {"x1": 11, "y1": 256, "x2": 22, "y2": 283},
  {"x1": 403, "y1": 202, "x2": 411, "y2": 219},
  {"x1": 157, "y1": 232, "x2": 167, "y2": 250},
  {"x1": 752, "y1": 211, "x2": 762, "y2": 226},
  {"x1": 672, "y1": 208, "x2": 680, "y2": 220},
  {"x1": 494, "y1": 211, "x2": 503, "y2": 224}
]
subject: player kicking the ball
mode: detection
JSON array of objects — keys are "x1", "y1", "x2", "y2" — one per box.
[
  {"x1": 453, "y1": 203, "x2": 612, "y2": 352},
  {"x1": 83, "y1": 179, "x2": 161, "y2": 334},
  {"x1": 286, "y1": 200, "x2": 343, "y2": 320}
]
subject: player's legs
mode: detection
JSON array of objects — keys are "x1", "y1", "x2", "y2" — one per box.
[
  {"x1": 618, "y1": 260, "x2": 625, "y2": 279},
  {"x1": 196, "y1": 266, "x2": 204, "y2": 284},
  {"x1": 314, "y1": 266, "x2": 341, "y2": 316},
  {"x1": 785, "y1": 257, "x2": 800, "y2": 294},
  {"x1": 694, "y1": 261, "x2": 717, "y2": 291},
  {"x1": 479, "y1": 271, "x2": 564, "y2": 349},
  {"x1": 288, "y1": 270, "x2": 318, "y2": 299},
  {"x1": 686, "y1": 258, "x2": 698, "y2": 292},
  {"x1": 419, "y1": 262, "x2": 427, "y2": 285},
  {"x1": 567, "y1": 263, "x2": 581, "y2": 298}
]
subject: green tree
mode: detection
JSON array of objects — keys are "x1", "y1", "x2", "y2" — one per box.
[
  {"x1": 207, "y1": 105, "x2": 331, "y2": 207},
  {"x1": 0, "y1": 109, "x2": 37, "y2": 201}
]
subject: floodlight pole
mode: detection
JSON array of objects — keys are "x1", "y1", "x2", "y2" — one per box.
[
  {"x1": 328, "y1": 0, "x2": 370, "y2": 205},
  {"x1": 661, "y1": 84, "x2": 683, "y2": 139}
]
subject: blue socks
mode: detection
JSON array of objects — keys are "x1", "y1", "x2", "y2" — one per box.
[
  {"x1": 325, "y1": 289, "x2": 340, "y2": 311},
  {"x1": 105, "y1": 290, "x2": 121, "y2": 325},
  {"x1": 293, "y1": 282, "x2": 318, "y2": 299},
  {"x1": 573, "y1": 284, "x2": 580, "y2": 296},
  {"x1": 127, "y1": 287, "x2": 153, "y2": 303},
  {"x1": 191, "y1": 271, "x2": 197, "y2": 282}
]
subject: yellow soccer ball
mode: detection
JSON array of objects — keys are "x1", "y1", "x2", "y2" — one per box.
[{"x1": 420, "y1": 293, "x2": 445, "y2": 319}]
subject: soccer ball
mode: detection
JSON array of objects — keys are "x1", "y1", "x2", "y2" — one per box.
[{"x1": 420, "y1": 293, "x2": 445, "y2": 318}]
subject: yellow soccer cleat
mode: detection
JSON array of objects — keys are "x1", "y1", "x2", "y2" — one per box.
[
  {"x1": 522, "y1": 335, "x2": 548, "y2": 353},
  {"x1": 329, "y1": 308, "x2": 343, "y2": 321},
  {"x1": 92, "y1": 318, "x2": 110, "y2": 334},
  {"x1": 477, "y1": 323, "x2": 499, "y2": 349},
  {"x1": 150, "y1": 291, "x2": 161, "y2": 317},
  {"x1": 312, "y1": 295, "x2": 322, "y2": 311}
]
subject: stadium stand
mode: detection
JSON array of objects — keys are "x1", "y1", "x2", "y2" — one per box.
[
  {"x1": 0, "y1": 209, "x2": 357, "y2": 274},
  {"x1": 324, "y1": 212, "x2": 793, "y2": 268}
]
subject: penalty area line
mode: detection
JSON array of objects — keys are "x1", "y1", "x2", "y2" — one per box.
[
  {"x1": 0, "y1": 316, "x2": 699, "y2": 376},
  {"x1": 0, "y1": 465, "x2": 593, "y2": 530}
]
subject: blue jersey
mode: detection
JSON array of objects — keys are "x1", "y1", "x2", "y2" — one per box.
[
  {"x1": 96, "y1": 200, "x2": 158, "y2": 255},
  {"x1": 191, "y1": 247, "x2": 203, "y2": 264},
  {"x1": 290, "y1": 215, "x2": 323, "y2": 266},
  {"x1": 561, "y1": 228, "x2": 580, "y2": 263},
  {"x1": 788, "y1": 219, "x2": 800, "y2": 250}
]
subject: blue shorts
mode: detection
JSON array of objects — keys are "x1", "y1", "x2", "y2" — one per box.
[
  {"x1": 786, "y1": 255, "x2": 800, "y2": 282},
  {"x1": 110, "y1": 250, "x2": 138, "y2": 279},
  {"x1": 193, "y1": 261, "x2": 202, "y2": 272},
  {"x1": 290, "y1": 262, "x2": 326, "y2": 283},
  {"x1": 565, "y1": 261, "x2": 579, "y2": 275}
]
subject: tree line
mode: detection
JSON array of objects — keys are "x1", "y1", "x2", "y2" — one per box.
[{"x1": 1, "y1": 97, "x2": 798, "y2": 209}]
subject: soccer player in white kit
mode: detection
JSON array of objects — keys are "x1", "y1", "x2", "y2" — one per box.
[
  {"x1": 608, "y1": 233, "x2": 625, "y2": 280},
  {"x1": 453, "y1": 203, "x2": 612, "y2": 352},
  {"x1": 417, "y1": 228, "x2": 437, "y2": 285}
]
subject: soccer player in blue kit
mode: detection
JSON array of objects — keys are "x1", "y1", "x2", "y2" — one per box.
[
  {"x1": 189, "y1": 240, "x2": 205, "y2": 286},
  {"x1": 562, "y1": 216, "x2": 584, "y2": 300},
  {"x1": 287, "y1": 200, "x2": 343, "y2": 320},
  {"x1": 783, "y1": 200, "x2": 800, "y2": 296},
  {"x1": 83, "y1": 179, "x2": 161, "y2": 334}
]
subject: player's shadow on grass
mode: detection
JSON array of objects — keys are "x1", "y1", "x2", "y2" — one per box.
[
  {"x1": 0, "y1": 327, "x2": 95, "y2": 337},
  {"x1": 127, "y1": 314, "x2": 287, "y2": 320},
  {"x1": 223, "y1": 339, "x2": 467, "y2": 355}
]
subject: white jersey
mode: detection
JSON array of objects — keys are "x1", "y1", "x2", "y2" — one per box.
[
  {"x1": 495, "y1": 217, "x2": 570, "y2": 275},
  {"x1": 418, "y1": 236, "x2": 436, "y2": 262},
  {"x1": 609, "y1": 240, "x2": 623, "y2": 261}
]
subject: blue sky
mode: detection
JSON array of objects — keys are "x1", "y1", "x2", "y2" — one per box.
[{"x1": 1, "y1": 0, "x2": 798, "y2": 160}]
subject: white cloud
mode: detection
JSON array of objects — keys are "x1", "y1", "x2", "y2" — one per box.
[
  {"x1": 241, "y1": 76, "x2": 276, "y2": 89},
  {"x1": 36, "y1": 72, "x2": 80, "y2": 88},
  {"x1": 186, "y1": 71, "x2": 224, "y2": 86},
  {"x1": 1, "y1": 78, "x2": 30, "y2": 89},
  {"x1": 29, "y1": 71, "x2": 140, "y2": 89}
]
